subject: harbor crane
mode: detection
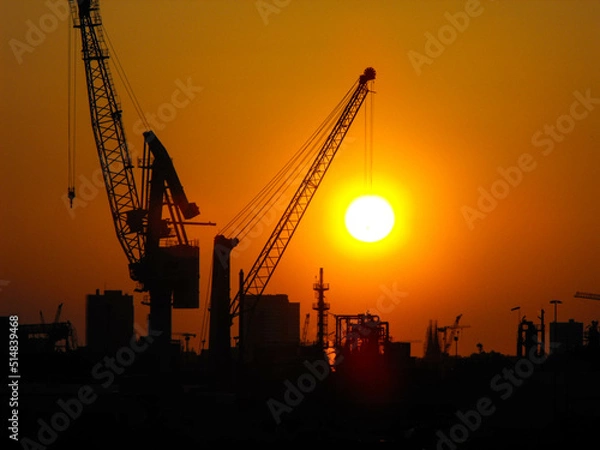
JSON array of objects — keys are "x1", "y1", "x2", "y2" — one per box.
[
  {"x1": 69, "y1": 0, "x2": 213, "y2": 369},
  {"x1": 438, "y1": 314, "x2": 471, "y2": 356},
  {"x1": 301, "y1": 313, "x2": 311, "y2": 345},
  {"x1": 208, "y1": 67, "x2": 376, "y2": 375},
  {"x1": 574, "y1": 291, "x2": 600, "y2": 302}
]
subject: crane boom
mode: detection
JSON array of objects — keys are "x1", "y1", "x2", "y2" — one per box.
[
  {"x1": 575, "y1": 291, "x2": 600, "y2": 301},
  {"x1": 70, "y1": 0, "x2": 144, "y2": 269},
  {"x1": 438, "y1": 314, "x2": 471, "y2": 354},
  {"x1": 230, "y1": 67, "x2": 376, "y2": 316}
]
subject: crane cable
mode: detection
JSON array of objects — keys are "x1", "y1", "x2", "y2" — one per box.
[
  {"x1": 67, "y1": 20, "x2": 76, "y2": 207},
  {"x1": 230, "y1": 83, "x2": 352, "y2": 238},
  {"x1": 103, "y1": 26, "x2": 151, "y2": 133},
  {"x1": 67, "y1": 23, "x2": 150, "y2": 206},
  {"x1": 364, "y1": 79, "x2": 375, "y2": 192},
  {"x1": 219, "y1": 80, "x2": 358, "y2": 241},
  {"x1": 199, "y1": 256, "x2": 213, "y2": 348}
]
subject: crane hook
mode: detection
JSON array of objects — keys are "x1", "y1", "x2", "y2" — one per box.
[{"x1": 68, "y1": 187, "x2": 76, "y2": 208}]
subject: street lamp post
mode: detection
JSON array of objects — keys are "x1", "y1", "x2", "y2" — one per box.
[{"x1": 511, "y1": 306, "x2": 521, "y2": 324}]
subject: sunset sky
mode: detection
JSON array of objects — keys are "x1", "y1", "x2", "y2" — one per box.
[{"x1": 2, "y1": 0, "x2": 600, "y2": 357}]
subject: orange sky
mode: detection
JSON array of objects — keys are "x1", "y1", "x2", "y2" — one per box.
[{"x1": 2, "y1": 0, "x2": 600, "y2": 357}]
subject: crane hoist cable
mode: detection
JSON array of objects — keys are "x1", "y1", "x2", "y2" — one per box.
[
  {"x1": 67, "y1": 21, "x2": 77, "y2": 206},
  {"x1": 103, "y1": 27, "x2": 150, "y2": 132},
  {"x1": 219, "y1": 80, "x2": 357, "y2": 242},
  {"x1": 67, "y1": 20, "x2": 151, "y2": 208},
  {"x1": 364, "y1": 83, "x2": 375, "y2": 191}
]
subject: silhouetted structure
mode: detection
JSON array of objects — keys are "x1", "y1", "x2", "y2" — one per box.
[
  {"x1": 550, "y1": 319, "x2": 583, "y2": 353},
  {"x1": 424, "y1": 319, "x2": 442, "y2": 360},
  {"x1": 242, "y1": 294, "x2": 300, "y2": 362},
  {"x1": 517, "y1": 310, "x2": 545, "y2": 357},
  {"x1": 208, "y1": 235, "x2": 238, "y2": 375},
  {"x1": 335, "y1": 312, "x2": 389, "y2": 356},
  {"x1": 86, "y1": 289, "x2": 133, "y2": 355},
  {"x1": 586, "y1": 320, "x2": 600, "y2": 349},
  {"x1": 437, "y1": 314, "x2": 471, "y2": 356},
  {"x1": 312, "y1": 267, "x2": 330, "y2": 348}
]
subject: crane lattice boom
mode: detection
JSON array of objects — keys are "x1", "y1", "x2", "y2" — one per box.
[
  {"x1": 575, "y1": 291, "x2": 600, "y2": 301},
  {"x1": 70, "y1": 0, "x2": 144, "y2": 268}
]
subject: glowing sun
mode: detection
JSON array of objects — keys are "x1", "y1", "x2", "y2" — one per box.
[{"x1": 344, "y1": 195, "x2": 395, "y2": 242}]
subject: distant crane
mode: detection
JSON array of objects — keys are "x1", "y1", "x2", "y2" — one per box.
[
  {"x1": 438, "y1": 314, "x2": 471, "y2": 356},
  {"x1": 574, "y1": 291, "x2": 600, "y2": 301},
  {"x1": 39, "y1": 303, "x2": 64, "y2": 325},
  {"x1": 301, "y1": 313, "x2": 311, "y2": 345},
  {"x1": 31, "y1": 304, "x2": 77, "y2": 352},
  {"x1": 53, "y1": 303, "x2": 63, "y2": 324}
]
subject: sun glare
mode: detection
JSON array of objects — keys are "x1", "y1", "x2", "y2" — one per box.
[{"x1": 344, "y1": 195, "x2": 395, "y2": 243}]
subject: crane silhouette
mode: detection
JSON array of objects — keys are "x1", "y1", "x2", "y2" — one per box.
[{"x1": 437, "y1": 314, "x2": 471, "y2": 356}]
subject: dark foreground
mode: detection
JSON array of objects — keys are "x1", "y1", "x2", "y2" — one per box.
[{"x1": 2, "y1": 346, "x2": 599, "y2": 449}]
